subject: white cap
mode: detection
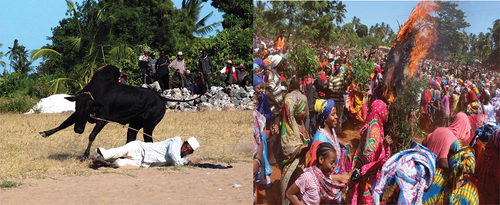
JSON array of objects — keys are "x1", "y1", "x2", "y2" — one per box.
[
  {"x1": 144, "y1": 48, "x2": 149, "y2": 52},
  {"x1": 186, "y1": 70, "x2": 191, "y2": 74},
  {"x1": 227, "y1": 60, "x2": 233, "y2": 64},
  {"x1": 178, "y1": 52, "x2": 183, "y2": 56},
  {"x1": 187, "y1": 137, "x2": 200, "y2": 151}
]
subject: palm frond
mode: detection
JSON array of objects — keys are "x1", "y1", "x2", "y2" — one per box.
[
  {"x1": 63, "y1": 37, "x2": 82, "y2": 51},
  {"x1": 30, "y1": 49, "x2": 61, "y2": 61},
  {"x1": 195, "y1": 21, "x2": 221, "y2": 36}
]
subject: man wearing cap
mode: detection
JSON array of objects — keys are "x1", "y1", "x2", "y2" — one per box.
[
  {"x1": 169, "y1": 52, "x2": 186, "y2": 74},
  {"x1": 148, "y1": 52, "x2": 157, "y2": 73},
  {"x1": 217, "y1": 60, "x2": 238, "y2": 86},
  {"x1": 137, "y1": 48, "x2": 150, "y2": 84},
  {"x1": 265, "y1": 55, "x2": 286, "y2": 164},
  {"x1": 93, "y1": 136, "x2": 200, "y2": 168}
]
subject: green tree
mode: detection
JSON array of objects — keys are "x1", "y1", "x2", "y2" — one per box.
[
  {"x1": 0, "y1": 44, "x2": 6, "y2": 68},
  {"x1": 334, "y1": 1, "x2": 347, "y2": 27},
  {"x1": 356, "y1": 24, "x2": 368, "y2": 38},
  {"x1": 487, "y1": 19, "x2": 500, "y2": 70},
  {"x1": 6, "y1": 40, "x2": 32, "y2": 74},
  {"x1": 212, "y1": 0, "x2": 252, "y2": 29},
  {"x1": 433, "y1": 1, "x2": 470, "y2": 58},
  {"x1": 181, "y1": 0, "x2": 221, "y2": 37}
]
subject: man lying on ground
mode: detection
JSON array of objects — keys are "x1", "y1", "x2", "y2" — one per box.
[{"x1": 91, "y1": 136, "x2": 200, "y2": 168}]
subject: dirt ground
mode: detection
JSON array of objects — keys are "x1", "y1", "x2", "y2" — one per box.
[
  {"x1": 0, "y1": 162, "x2": 252, "y2": 204},
  {"x1": 256, "y1": 119, "x2": 427, "y2": 204}
]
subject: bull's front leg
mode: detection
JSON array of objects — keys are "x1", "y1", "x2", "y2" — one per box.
[
  {"x1": 81, "y1": 120, "x2": 108, "y2": 161},
  {"x1": 39, "y1": 113, "x2": 76, "y2": 137}
]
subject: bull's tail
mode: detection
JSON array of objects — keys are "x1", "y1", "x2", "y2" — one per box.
[{"x1": 157, "y1": 93, "x2": 203, "y2": 102}]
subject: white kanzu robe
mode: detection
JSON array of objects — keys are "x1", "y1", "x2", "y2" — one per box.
[{"x1": 98, "y1": 136, "x2": 188, "y2": 168}]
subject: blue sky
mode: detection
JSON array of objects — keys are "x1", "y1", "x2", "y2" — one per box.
[
  {"x1": 0, "y1": 0, "x2": 224, "y2": 73},
  {"x1": 342, "y1": 1, "x2": 500, "y2": 37}
]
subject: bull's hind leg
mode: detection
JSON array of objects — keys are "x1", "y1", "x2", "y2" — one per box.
[
  {"x1": 39, "y1": 113, "x2": 76, "y2": 137},
  {"x1": 127, "y1": 121, "x2": 143, "y2": 143},
  {"x1": 142, "y1": 124, "x2": 155, "y2": 143},
  {"x1": 82, "y1": 120, "x2": 108, "y2": 161}
]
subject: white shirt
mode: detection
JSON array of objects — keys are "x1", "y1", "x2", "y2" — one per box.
[
  {"x1": 220, "y1": 66, "x2": 236, "y2": 74},
  {"x1": 483, "y1": 104, "x2": 496, "y2": 122},
  {"x1": 142, "y1": 136, "x2": 188, "y2": 167}
]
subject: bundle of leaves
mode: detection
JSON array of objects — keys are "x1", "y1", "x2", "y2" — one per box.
[
  {"x1": 343, "y1": 55, "x2": 374, "y2": 92},
  {"x1": 384, "y1": 77, "x2": 427, "y2": 154},
  {"x1": 288, "y1": 45, "x2": 318, "y2": 78}
]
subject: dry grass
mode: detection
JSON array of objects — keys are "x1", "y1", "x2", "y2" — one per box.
[{"x1": 0, "y1": 110, "x2": 252, "y2": 179}]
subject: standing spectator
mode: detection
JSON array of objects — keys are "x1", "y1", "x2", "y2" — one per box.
[
  {"x1": 156, "y1": 50, "x2": 171, "y2": 91},
  {"x1": 198, "y1": 51, "x2": 214, "y2": 91},
  {"x1": 169, "y1": 52, "x2": 185, "y2": 74},
  {"x1": 328, "y1": 59, "x2": 346, "y2": 133},
  {"x1": 265, "y1": 55, "x2": 286, "y2": 164},
  {"x1": 148, "y1": 52, "x2": 157, "y2": 73},
  {"x1": 275, "y1": 29, "x2": 285, "y2": 50},
  {"x1": 217, "y1": 60, "x2": 238, "y2": 86},
  {"x1": 137, "y1": 48, "x2": 149, "y2": 84},
  {"x1": 169, "y1": 69, "x2": 184, "y2": 89}
]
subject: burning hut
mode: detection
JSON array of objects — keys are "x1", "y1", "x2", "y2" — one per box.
[{"x1": 381, "y1": 1, "x2": 439, "y2": 103}]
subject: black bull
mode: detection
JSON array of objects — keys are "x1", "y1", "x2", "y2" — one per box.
[{"x1": 39, "y1": 65, "x2": 200, "y2": 159}]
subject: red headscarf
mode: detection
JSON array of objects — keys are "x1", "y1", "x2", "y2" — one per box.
[
  {"x1": 360, "y1": 100, "x2": 387, "y2": 135},
  {"x1": 467, "y1": 89, "x2": 478, "y2": 104},
  {"x1": 449, "y1": 112, "x2": 472, "y2": 143}
]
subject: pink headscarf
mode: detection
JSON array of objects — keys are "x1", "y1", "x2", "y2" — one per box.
[
  {"x1": 360, "y1": 100, "x2": 387, "y2": 135},
  {"x1": 448, "y1": 112, "x2": 472, "y2": 142}
]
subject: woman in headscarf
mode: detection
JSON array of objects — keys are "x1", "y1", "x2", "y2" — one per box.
[
  {"x1": 422, "y1": 140, "x2": 479, "y2": 205},
  {"x1": 253, "y1": 74, "x2": 271, "y2": 120},
  {"x1": 280, "y1": 95, "x2": 310, "y2": 205},
  {"x1": 346, "y1": 100, "x2": 392, "y2": 205},
  {"x1": 253, "y1": 92, "x2": 272, "y2": 203},
  {"x1": 423, "y1": 112, "x2": 471, "y2": 170},
  {"x1": 470, "y1": 128, "x2": 500, "y2": 204},
  {"x1": 308, "y1": 99, "x2": 352, "y2": 204},
  {"x1": 490, "y1": 89, "x2": 500, "y2": 121},
  {"x1": 372, "y1": 142, "x2": 437, "y2": 205},
  {"x1": 466, "y1": 101, "x2": 488, "y2": 142}
]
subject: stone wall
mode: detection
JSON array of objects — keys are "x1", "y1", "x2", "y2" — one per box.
[{"x1": 160, "y1": 84, "x2": 254, "y2": 112}]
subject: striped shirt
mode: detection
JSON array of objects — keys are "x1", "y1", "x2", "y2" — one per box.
[
  {"x1": 328, "y1": 74, "x2": 344, "y2": 101},
  {"x1": 267, "y1": 70, "x2": 283, "y2": 113},
  {"x1": 295, "y1": 171, "x2": 321, "y2": 205}
]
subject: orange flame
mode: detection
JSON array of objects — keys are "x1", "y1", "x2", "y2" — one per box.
[
  {"x1": 396, "y1": 1, "x2": 439, "y2": 78},
  {"x1": 384, "y1": 1, "x2": 439, "y2": 103}
]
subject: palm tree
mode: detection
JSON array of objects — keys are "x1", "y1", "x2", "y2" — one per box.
[
  {"x1": 6, "y1": 39, "x2": 32, "y2": 74},
  {"x1": 352, "y1": 16, "x2": 360, "y2": 30},
  {"x1": 334, "y1": 1, "x2": 347, "y2": 27},
  {"x1": 181, "y1": 0, "x2": 221, "y2": 37},
  {"x1": 0, "y1": 44, "x2": 6, "y2": 68}
]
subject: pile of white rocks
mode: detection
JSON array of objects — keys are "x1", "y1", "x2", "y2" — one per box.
[{"x1": 160, "y1": 84, "x2": 254, "y2": 112}]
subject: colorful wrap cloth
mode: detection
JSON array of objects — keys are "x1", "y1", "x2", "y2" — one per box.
[
  {"x1": 422, "y1": 140, "x2": 478, "y2": 205},
  {"x1": 280, "y1": 95, "x2": 310, "y2": 205},
  {"x1": 346, "y1": 100, "x2": 390, "y2": 205},
  {"x1": 253, "y1": 109, "x2": 272, "y2": 182},
  {"x1": 303, "y1": 166, "x2": 345, "y2": 203},
  {"x1": 372, "y1": 142, "x2": 437, "y2": 205},
  {"x1": 470, "y1": 121, "x2": 499, "y2": 147},
  {"x1": 470, "y1": 127, "x2": 499, "y2": 204},
  {"x1": 314, "y1": 99, "x2": 335, "y2": 127}
]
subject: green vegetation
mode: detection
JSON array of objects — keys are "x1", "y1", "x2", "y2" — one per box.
[
  {"x1": 0, "y1": 180, "x2": 22, "y2": 189},
  {"x1": 0, "y1": 0, "x2": 252, "y2": 113},
  {"x1": 386, "y1": 78, "x2": 428, "y2": 154}
]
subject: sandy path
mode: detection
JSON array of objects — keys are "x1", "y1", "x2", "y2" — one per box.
[{"x1": 1, "y1": 162, "x2": 252, "y2": 204}]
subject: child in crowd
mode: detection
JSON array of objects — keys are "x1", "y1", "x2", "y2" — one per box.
[{"x1": 286, "y1": 142, "x2": 345, "y2": 205}]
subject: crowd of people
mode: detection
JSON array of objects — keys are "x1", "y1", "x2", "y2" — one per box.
[
  {"x1": 253, "y1": 30, "x2": 500, "y2": 205},
  {"x1": 132, "y1": 48, "x2": 250, "y2": 95}
]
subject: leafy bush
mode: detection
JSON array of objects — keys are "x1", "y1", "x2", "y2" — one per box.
[
  {"x1": 0, "y1": 95, "x2": 38, "y2": 114},
  {"x1": 343, "y1": 55, "x2": 374, "y2": 92},
  {"x1": 385, "y1": 78, "x2": 428, "y2": 154},
  {"x1": 0, "y1": 180, "x2": 22, "y2": 188},
  {"x1": 288, "y1": 45, "x2": 318, "y2": 78}
]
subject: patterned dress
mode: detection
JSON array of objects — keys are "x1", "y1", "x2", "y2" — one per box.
[
  {"x1": 346, "y1": 100, "x2": 391, "y2": 205},
  {"x1": 422, "y1": 140, "x2": 479, "y2": 205}
]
